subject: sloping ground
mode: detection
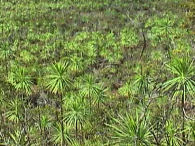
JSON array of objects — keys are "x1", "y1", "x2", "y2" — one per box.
[{"x1": 0, "y1": 0, "x2": 194, "y2": 145}]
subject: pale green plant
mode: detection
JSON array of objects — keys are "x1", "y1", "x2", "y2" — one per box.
[
  {"x1": 162, "y1": 56, "x2": 195, "y2": 143},
  {"x1": 121, "y1": 28, "x2": 139, "y2": 47},
  {"x1": 108, "y1": 111, "x2": 152, "y2": 145},
  {"x1": 46, "y1": 61, "x2": 72, "y2": 146}
]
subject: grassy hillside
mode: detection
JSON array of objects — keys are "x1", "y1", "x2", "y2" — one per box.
[{"x1": 0, "y1": 0, "x2": 194, "y2": 145}]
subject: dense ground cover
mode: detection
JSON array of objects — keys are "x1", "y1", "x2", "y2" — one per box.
[{"x1": 0, "y1": 0, "x2": 195, "y2": 145}]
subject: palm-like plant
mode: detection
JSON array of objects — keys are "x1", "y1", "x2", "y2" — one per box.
[
  {"x1": 162, "y1": 56, "x2": 195, "y2": 143},
  {"x1": 46, "y1": 62, "x2": 71, "y2": 94},
  {"x1": 69, "y1": 56, "x2": 84, "y2": 74},
  {"x1": 7, "y1": 66, "x2": 33, "y2": 144},
  {"x1": 134, "y1": 70, "x2": 151, "y2": 96},
  {"x1": 121, "y1": 28, "x2": 139, "y2": 47},
  {"x1": 45, "y1": 61, "x2": 71, "y2": 146},
  {"x1": 108, "y1": 111, "x2": 152, "y2": 145},
  {"x1": 94, "y1": 85, "x2": 107, "y2": 109},
  {"x1": 39, "y1": 114, "x2": 52, "y2": 145},
  {"x1": 163, "y1": 120, "x2": 182, "y2": 146},
  {"x1": 9, "y1": 129, "x2": 25, "y2": 146},
  {"x1": 80, "y1": 74, "x2": 100, "y2": 113},
  {"x1": 64, "y1": 96, "x2": 86, "y2": 139},
  {"x1": 186, "y1": 121, "x2": 195, "y2": 145},
  {"x1": 5, "y1": 98, "x2": 22, "y2": 124},
  {"x1": 118, "y1": 80, "x2": 133, "y2": 98},
  {"x1": 100, "y1": 32, "x2": 123, "y2": 63},
  {"x1": 145, "y1": 13, "x2": 187, "y2": 58},
  {"x1": 8, "y1": 67, "x2": 33, "y2": 96},
  {"x1": 133, "y1": 66, "x2": 152, "y2": 105},
  {"x1": 40, "y1": 114, "x2": 52, "y2": 130},
  {"x1": 145, "y1": 13, "x2": 185, "y2": 46},
  {"x1": 52, "y1": 122, "x2": 72, "y2": 145}
]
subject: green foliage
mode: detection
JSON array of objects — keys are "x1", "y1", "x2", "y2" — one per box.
[
  {"x1": 163, "y1": 120, "x2": 182, "y2": 145},
  {"x1": 9, "y1": 129, "x2": 24, "y2": 146},
  {"x1": 64, "y1": 95, "x2": 87, "y2": 128},
  {"x1": 52, "y1": 123, "x2": 72, "y2": 145},
  {"x1": 5, "y1": 98, "x2": 22, "y2": 123},
  {"x1": 69, "y1": 56, "x2": 84, "y2": 74},
  {"x1": 7, "y1": 67, "x2": 33, "y2": 95},
  {"x1": 118, "y1": 80, "x2": 133, "y2": 98},
  {"x1": 162, "y1": 56, "x2": 195, "y2": 144},
  {"x1": 40, "y1": 115, "x2": 52, "y2": 129},
  {"x1": 163, "y1": 56, "x2": 195, "y2": 97},
  {"x1": 46, "y1": 62, "x2": 71, "y2": 94},
  {"x1": 133, "y1": 66, "x2": 153, "y2": 97},
  {"x1": 93, "y1": 85, "x2": 107, "y2": 107},
  {"x1": 80, "y1": 74, "x2": 100, "y2": 100},
  {"x1": 121, "y1": 28, "x2": 139, "y2": 47},
  {"x1": 0, "y1": 42, "x2": 13, "y2": 61},
  {"x1": 19, "y1": 50, "x2": 36, "y2": 63},
  {"x1": 99, "y1": 32, "x2": 123, "y2": 63},
  {"x1": 186, "y1": 121, "x2": 195, "y2": 143},
  {"x1": 0, "y1": 0, "x2": 194, "y2": 145},
  {"x1": 108, "y1": 111, "x2": 152, "y2": 145},
  {"x1": 145, "y1": 12, "x2": 187, "y2": 47}
]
